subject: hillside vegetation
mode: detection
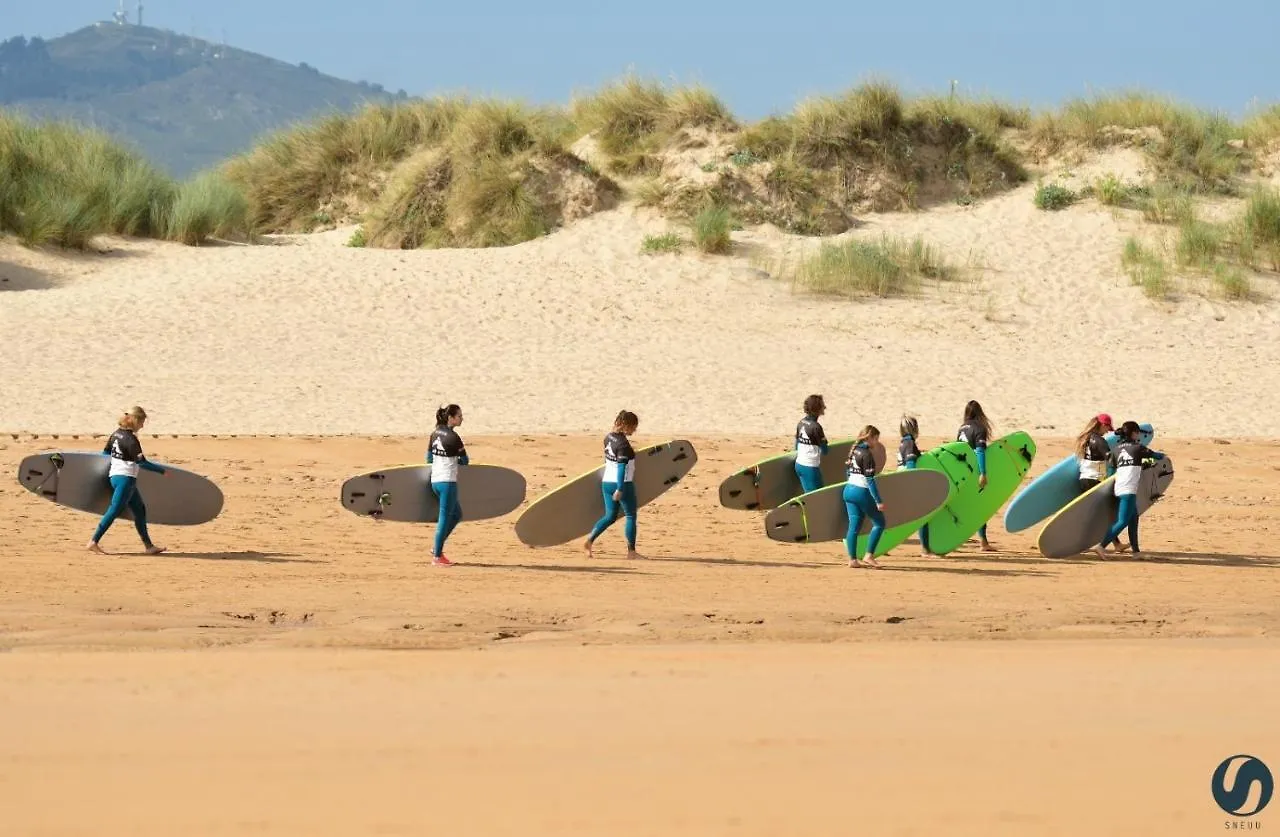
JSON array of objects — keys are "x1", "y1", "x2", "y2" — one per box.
[
  {"x1": 223, "y1": 78, "x2": 1280, "y2": 251},
  {"x1": 0, "y1": 112, "x2": 249, "y2": 248},
  {"x1": 1, "y1": 24, "x2": 397, "y2": 177}
]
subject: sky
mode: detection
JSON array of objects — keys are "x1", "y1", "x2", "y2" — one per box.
[{"x1": 6, "y1": 0, "x2": 1279, "y2": 119}]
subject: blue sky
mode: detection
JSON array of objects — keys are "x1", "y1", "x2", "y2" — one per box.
[{"x1": 8, "y1": 0, "x2": 1279, "y2": 119}]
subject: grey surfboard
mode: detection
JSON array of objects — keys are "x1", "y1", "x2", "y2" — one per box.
[
  {"x1": 1036, "y1": 457, "x2": 1175, "y2": 559},
  {"x1": 17, "y1": 451, "x2": 223, "y2": 525},
  {"x1": 719, "y1": 439, "x2": 887, "y2": 510},
  {"x1": 340, "y1": 463, "x2": 526, "y2": 522},
  {"x1": 514, "y1": 439, "x2": 698, "y2": 548},
  {"x1": 763, "y1": 469, "x2": 952, "y2": 552}
]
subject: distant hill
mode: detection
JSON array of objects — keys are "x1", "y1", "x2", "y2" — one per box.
[{"x1": 0, "y1": 21, "x2": 401, "y2": 177}]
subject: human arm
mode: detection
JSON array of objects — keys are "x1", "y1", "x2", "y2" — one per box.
[
  {"x1": 138, "y1": 458, "x2": 166, "y2": 475},
  {"x1": 866, "y1": 472, "x2": 884, "y2": 507}
]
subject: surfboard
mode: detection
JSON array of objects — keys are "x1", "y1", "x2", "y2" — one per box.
[
  {"x1": 339, "y1": 463, "x2": 526, "y2": 522},
  {"x1": 718, "y1": 439, "x2": 887, "y2": 511},
  {"x1": 514, "y1": 439, "x2": 697, "y2": 548},
  {"x1": 914, "y1": 431, "x2": 1038, "y2": 555},
  {"x1": 16, "y1": 451, "x2": 223, "y2": 525},
  {"x1": 1037, "y1": 456, "x2": 1174, "y2": 559},
  {"x1": 762, "y1": 469, "x2": 952, "y2": 556},
  {"x1": 1003, "y1": 423, "x2": 1155, "y2": 533}
]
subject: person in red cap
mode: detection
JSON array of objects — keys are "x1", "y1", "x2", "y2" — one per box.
[{"x1": 1075, "y1": 413, "x2": 1115, "y2": 496}]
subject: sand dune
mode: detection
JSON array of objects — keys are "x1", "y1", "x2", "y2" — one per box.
[{"x1": 4, "y1": 172, "x2": 1278, "y2": 438}]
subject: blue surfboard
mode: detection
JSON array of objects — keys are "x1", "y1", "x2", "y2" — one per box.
[{"x1": 1002, "y1": 422, "x2": 1154, "y2": 533}]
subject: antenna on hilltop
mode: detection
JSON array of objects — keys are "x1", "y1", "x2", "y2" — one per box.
[
  {"x1": 113, "y1": 0, "x2": 128, "y2": 25},
  {"x1": 136, "y1": 1, "x2": 144, "y2": 26}
]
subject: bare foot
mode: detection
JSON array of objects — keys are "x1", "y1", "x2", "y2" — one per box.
[
  {"x1": 626, "y1": 550, "x2": 645, "y2": 560},
  {"x1": 145, "y1": 545, "x2": 166, "y2": 555},
  {"x1": 1091, "y1": 546, "x2": 1108, "y2": 560},
  {"x1": 86, "y1": 541, "x2": 106, "y2": 554},
  {"x1": 859, "y1": 556, "x2": 883, "y2": 569},
  {"x1": 582, "y1": 538, "x2": 594, "y2": 558},
  {"x1": 1112, "y1": 542, "x2": 1130, "y2": 553},
  {"x1": 1131, "y1": 551, "x2": 1148, "y2": 561},
  {"x1": 979, "y1": 542, "x2": 997, "y2": 553}
]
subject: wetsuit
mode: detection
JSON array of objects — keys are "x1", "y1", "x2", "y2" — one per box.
[
  {"x1": 898, "y1": 434, "x2": 930, "y2": 553},
  {"x1": 427, "y1": 424, "x2": 469, "y2": 557},
  {"x1": 1100, "y1": 439, "x2": 1165, "y2": 553},
  {"x1": 794, "y1": 414, "x2": 829, "y2": 494},
  {"x1": 842, "y1": 442, "x2": 885, "y2": 559},
  {"x1": 587, "y1": 431, "x2": 637, "y2": 549},
  {"x1": 91, "y1": 428, "x2": 166, "y2": 546},
  {"x1": 1077, "y1": 431, "x2": 1112, "y2": 494},
  {"x1": 957, "y1": 421, "x2": 990, "y2": 541}
]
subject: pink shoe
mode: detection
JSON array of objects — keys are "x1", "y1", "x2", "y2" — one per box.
[{"x1": 432, "y1": 555, "x2": 455, "y2": 567}]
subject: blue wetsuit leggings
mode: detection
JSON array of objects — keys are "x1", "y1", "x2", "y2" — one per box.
[
  {"x1": 431, "y1": 481, "x2": 462, "y2": 557},
  {"x1": 843, "y1": 484, "x2": 885, "y2": 559},
  {"x1": 588, "y1": 482, "x2": 637, "y2": 549},
  {"x1": 1101, "y1": 493, "x2": 1139, "y2": 552},
  {"x1": 795, "y1": 463, "x2": 823, "y2": 494},
  {"x1": 91, "y1": 476, "x2": 153, "y2": 546},
  {"x1": 902, "y1": 460, "x2": 931, "y2": 552}
]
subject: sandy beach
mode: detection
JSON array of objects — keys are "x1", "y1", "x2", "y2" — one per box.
[
  {"x1": 2, "y1": 431, "x2": 1279, "y2": 835},
  {"x1": 4, "y1": 165, "x2": 1280, "y2": 834},
  {"x1": 3, "y1": 173, "x2": 1279, "y2": 438}
]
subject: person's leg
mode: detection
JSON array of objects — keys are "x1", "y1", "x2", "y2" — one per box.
[
  {"x1": 125, "y1": 487, "x2": 164, "y2": 553},
  {"x1": 584, "y1": 482, "x2": 621, "y2": 555},
  {"x1": 444, "y1": 488, "x2": 463, "y2": 541},
  {"x1": 842, "y1": 485, "x2": 865, "y2": 565},
  {"x1": 918, "y1": 522, "x2": 932, "y2": 555},
  {"x1": 1121, "y1": 495, "x2": 1142, "y2": 557},
  {"x1": 1095, "y1": 494, "x2": 1132, "y2": 557},
  {"x1": 88, "y1": 476, "x2": 135, "y2": 552},
  {"x1": 431, "y1": 482, "x2": 455, "y2": 560},
  {"x1": 857, "y1": 490, "x2": 886, "y2": 567},
  {"x1": 795, "y1": 463, "x2": 823, "y2": 494},
  {"x1": 620, "y1": 482, "x2": 640, "y2": 558}
]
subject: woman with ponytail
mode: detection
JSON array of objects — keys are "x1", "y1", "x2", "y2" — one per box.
[
  {"x1": 956, "y1": 400, "x2": 997, "y2": 552},
  {"x1": 1075, "y1": 413, "x2": 1114, "y2": 495},
  {"x1": 584, "y1": 410, "x2": 643, "y2": 560},
  {"x1": 426, "y1": 403, "x2": 468, "y2": 567},
  {"x1": 843, "y1": 425, "x2": 887, "y2": 568},
  {"x1": 87, "y1": 406, "x2": 168, "y2": 555}
]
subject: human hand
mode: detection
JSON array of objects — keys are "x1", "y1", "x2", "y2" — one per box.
[
  {"x1": 876, "y1": 503, "x2": 886, "y2": 512},
  {"x1": 978, "y1": 474, "x2": 988, "y2": 489},
  {"x1": 612, "y1": 490, "x2": 622, "y2": 501}
]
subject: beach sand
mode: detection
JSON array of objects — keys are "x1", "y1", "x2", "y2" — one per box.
[
  {"x1": 3, "y1": 175, "x2": 1279, "y2": 438},
  {"x1": 3, "y1": 172, "x2": 1280, "y2": 834},
  {"x1": 2, "y1": 434, "x2": 1279, "y2": 835}
]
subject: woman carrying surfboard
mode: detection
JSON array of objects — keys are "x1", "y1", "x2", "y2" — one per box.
[
  {"x1": 844, "y1": 426, "x2": 887, "y2": 569},
  {"x1": 1075, "y1": 413, "x2": 1115, "y2": 495},
  {"x1": 794, "y1": 395, "x2": 830, "y2": 494},
  {"x1": 584, "y1": 410, "x2": 643, "y2": 560},
  {"x1": 427, "y1": 404, "x2": 469, "y2": 567},
  {"x1": 87, "y1": 406, "x2": 168, "y2": 555},
  {"x1": 897, "y1": 416, "x2": 935, "y2": 556},
  {"x1": 1092, "y1": 421, "x2": 1166, "y2": 562},
  {"x1": 957, "y1": 400, "x2": 997, "y2": 552}
]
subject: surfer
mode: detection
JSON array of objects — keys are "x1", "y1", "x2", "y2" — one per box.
[
  {"x1": 957, "y1": 400, "x2": 997, "y2": 552},
  {"x1": 1092, "y1": 421, "x2": 1165, "y2": 561},
  {"x1": 897, "y1": 416, "x2": 936, "y2": 556},
  {"x1": 844, "y1": 426, "x2": 887, "y2": 568},
  {"x1": 584, "y1": 410, "x2": 643, "y2": 560},
  {"x1": 86, "y1": 406, "x2": 168, "y2": 555},
  {"x1": 426, "y1": 403, "x2": 468, "y2": 567},
  {"x1": 1075, "y1": 413, "x2": 1115, "y2": 495},
  {"x1": 794, "y1": 394, "x2": 829, "y2": 494}
]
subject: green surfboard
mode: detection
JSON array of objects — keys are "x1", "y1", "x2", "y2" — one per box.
[{"x1": 915, "y1": 431, "x2": 1038, "y2": 555}]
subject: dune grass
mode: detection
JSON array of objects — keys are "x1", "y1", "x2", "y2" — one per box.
[
  {"x1": 0, "y1": 111, "x2": 250, "y2": 248},
  {"x1": 1120, "y1": 237, "x2": 1172, "y2": 299},
  {"x1": 640, "y1": 232, "x2": 683, "y2": 254},
  {"x1": 227, "y1": 97, "x2": 614, "y2": 249},
  {"x1": 571, "y1": 76, "x2": 737, "y2": 175},
  {"x1": 692, "y1": 205, "x2": 733, "y2": 254},
  {"x1": 790, "y1": 234, "x2": 956, "y2": 298},
  {"x1": 1029, "y1": 93, "x2": 1248, "y2": 194},
  {"x1": 1034, "y1": 183, "x2": 1077, "y2": 210},
  {"x1": 735, "y1": 81, "x2": 1028, "y2": 210}
]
